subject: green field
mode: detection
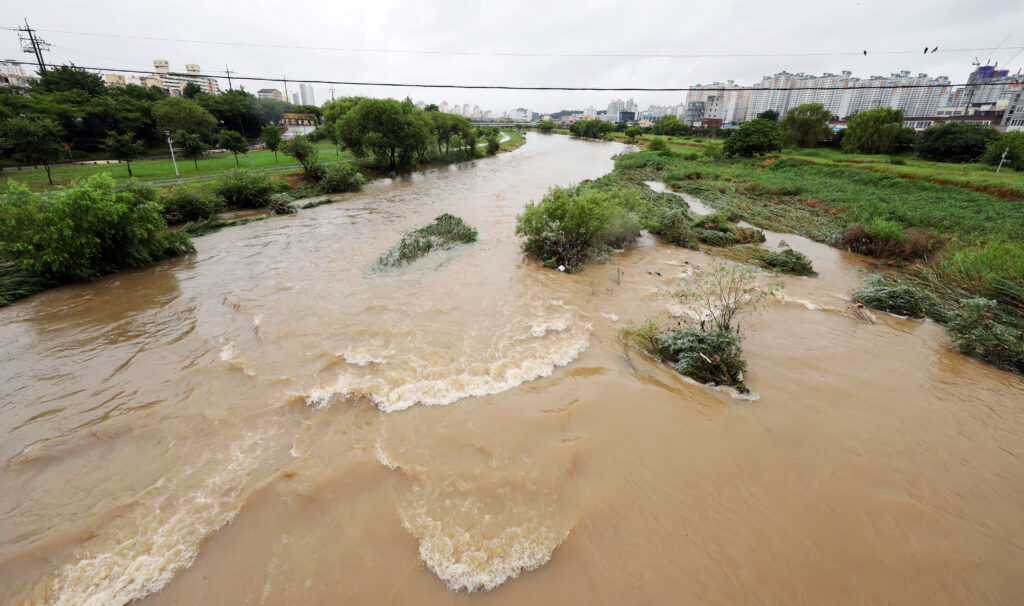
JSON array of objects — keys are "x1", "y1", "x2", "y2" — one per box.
[{"x1": 1, "y1": 139, "x2": 353, "y2": 192}]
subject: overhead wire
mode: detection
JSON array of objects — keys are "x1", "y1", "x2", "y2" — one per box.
[{"x1": 4, "y1": 61, "x2": 1013, "y2": 92}]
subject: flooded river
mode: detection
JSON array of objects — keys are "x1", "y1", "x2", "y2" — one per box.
[{"x1": 2, "y1": 134, "x2": 1023, "y2": 605}]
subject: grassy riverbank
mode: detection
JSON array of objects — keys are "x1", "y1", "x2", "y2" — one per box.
[
  {"x1": 0, "y1": 140, "x2": 348, "y2": 192},
  {"x1": 609, "y1": 146, "x2": 1024, "y2": 373}
]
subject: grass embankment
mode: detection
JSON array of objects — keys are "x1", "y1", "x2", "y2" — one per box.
[
  {"x1": 376, "y1": 214, "x2": 478, "y2": 266},
  {"x1": 0, "y1": 139, "x2": 350, "y2": 192},
  {"x1": 613, "y1": 148, "x2": 1024, "y2": 373}
]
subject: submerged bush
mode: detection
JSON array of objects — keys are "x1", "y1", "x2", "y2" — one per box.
[
  {"x1": 851, "y1": 275, "x2": 927, "y2": 318},
  {"x1": 268, "y1": 193, "x2": 297, "y2": 215},
  {"x1": 693, "y1": 228, "x2": 739, "y2": 247},
  {"x1": 649, "y1": 207, "x2": 698, "y2": 249},
  {"x1": 160, "y1": 186, "x2": 225, "y2": 224},
  {"x1": 760, "y1": 242, "x2": 816, "y2": 276},
  {"x1": 732, "y1": 226, "x2": 766, "y2": 244},
  {"x1": 604, "y1": 208, "x2": 642, "y2": 249},
  {"x1": 515, "y1": 185, "x2": 634, "y2": 272},
  {"x1": 317, "y1": 163, "x2": 365, "y2": 193},
  {"x1": 377, "y1": 213, "x2": 478, "y2": 266},
  {"x1": 656, "y1": 328, "x2": 748, "y2": 392},
  {"x1": 946, "y1": 298, "x2": 1024, "y2": 374},
  {"x1": 0, "y1": 175, "x2": 194, "y2": 281},
  {"x1": 215, "y1": 170, "x2": 284, "y2": 208},
  {"x1": 838, "y1": 222, "x2": 937, "y2": 260}
]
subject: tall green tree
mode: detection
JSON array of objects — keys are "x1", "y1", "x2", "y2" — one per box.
[
  {"x1": 261, "y1": 124, "x2": 282, "y2": 162},
  {"x1": 916, "y1": 122, "x2": 997, "y2": 163},
  {"x1": 182, "y1": 82, "x2": 203, "y2": 99},
  {"x1": 981, "y1": 133, "x2": 1024, "y2": 171},
  {"x1": 653, "y1": 114, "x2": 690, "y2": 136},
  {"x1": 337, "y1": 98, "x2": 430, "y2": 169},
  {"x1": 154, "y1": 97, "x2": 217, "y2": 139},
  {"x1": 1, "y1": 116, "x2": 67, "y2": 184},
  {"x1": 101, "y1": 131, "x2": 146, "y2": 177},
  {"x1": 778, "y1": 103, "x2": 834, "y2": 148},
  {"x1": 32, "y1": 65, "x2": 107, "y2": 96},
  {"x1": 217, "y1": 130, "x2": 249, "y2": 167},
  {"x1": 280, "y1": 137, "x2": 319, "y2": 174},
  {"x1": 569, "y1": 119, "x2": 614, "y2": 139},
  {"x1": 625, "y1": 125, "x2": 643, "y2": 142},
  {"x1": 536, "y1": 119, "x2": 556, "y2": 133},
  {"x1": 173, "y1": 130, "x2": 210, "y2": 173},
  {"x1": 842, "y1": 107, "x2": 905, "y2": 154},
  {"x1": 756, "y1": 109, "x2": 779, "y2": 122},
  {"x1": 722, "y1": 118, "x2": 783, "y2": 157}
]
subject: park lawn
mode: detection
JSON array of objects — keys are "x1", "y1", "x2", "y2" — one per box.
[{"x1": 2, "y1": 145, "x2": 356, "y2": 192}]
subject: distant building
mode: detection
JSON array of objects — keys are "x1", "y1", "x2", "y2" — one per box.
[
  {"x1": 149, "y1": 60, "x2": 221, "y2": 95},
  {"x1": 299, "y1": 83, "x2": 314, "y2": 105},
  {"x1": 0, "y1": 60, "x2": 36, "y2": 88},
  {"x1": 1001, "y1": 90, "x2": 1024, "y2": 132},
  {"x1": 291, "y1": 91, "x2": 300, "y2": 105},
  {"x1": 257, "y1": 88, "x2": 285, "y2": 101}
]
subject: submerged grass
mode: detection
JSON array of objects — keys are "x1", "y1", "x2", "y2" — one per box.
[
  {"x1": 377, "y1": 214, "x2": 478, "y2": 267},
  {"x1": 609, "y1": 147, "x2": 1024, "y2": 374},
  {"x1": 0, "y1": 264, "x2": 59, "y2": 307}
]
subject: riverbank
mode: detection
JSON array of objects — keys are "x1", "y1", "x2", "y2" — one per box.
[
  {"x1": 601, "y1": 146, "x2": 1023, "y2": 373},
  {"x1": 0, "y1": 132, "x2": 525, "y2": 308}
]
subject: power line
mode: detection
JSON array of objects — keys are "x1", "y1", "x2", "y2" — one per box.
[
  {"x1": 8, "y1": 60, "x2": 1015, "y2": 92},
  {"x1": 4, "y1": 26, "x2": 1024, "y2": 59}
]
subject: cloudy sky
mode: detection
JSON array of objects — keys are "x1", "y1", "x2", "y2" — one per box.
[{"x1": 5, "y1": 0, "x2": 1024, "y2": 114}]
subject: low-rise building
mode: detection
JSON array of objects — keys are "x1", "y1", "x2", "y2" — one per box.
[
  {"x1": 257, "y1": 88, "x2": 285, "y2": 101},
  {"x1": 0, "y1": 60, "x2": 36, "y2": 88}
]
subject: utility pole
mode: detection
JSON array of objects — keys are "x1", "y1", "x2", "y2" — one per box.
[
  {"x1": 283, "y1": 75, "x2": 289, "y2": 102},
  {"x1": 224, "y1": 64, "x2": 234, "y2": 91},
  {"x1": 165, "y1": 131, "x2": 179, "y2": 177},
  {"x1": 996, "y1": 147, "x2": 1009, "y2": 173},
  {"x1": 17, "y1": 19, "x2": 51, "y2": 76},
  {"x1": 330, "y1": 85, "x2": 336, "y2": 101}
]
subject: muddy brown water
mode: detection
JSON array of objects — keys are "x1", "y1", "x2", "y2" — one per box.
[{"x1": 2, "y1": 134, "x2": 1023, "y2": 605}]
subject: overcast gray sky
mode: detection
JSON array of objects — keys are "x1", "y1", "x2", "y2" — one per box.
[{"x1": 5, "y1": 0, "x2": 1024, "y2": 114}]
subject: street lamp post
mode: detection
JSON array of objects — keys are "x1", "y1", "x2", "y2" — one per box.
[{"x1": 165, "y1": 130, "x2": 179, "y2": 177}]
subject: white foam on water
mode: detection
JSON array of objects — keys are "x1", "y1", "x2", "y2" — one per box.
[
  {"x1": 339, "y1": 350, "x2": 388, "y2": 366},
  {"x1": 219, "y1": 342, "x2": 256, "y2": 377},
  {"x1": 600, "y1": 312, "x2": 619, "y2": 321},
  {"x1": 301, "y1": 312, "x2": 591, "y2": 412},
  {"x1": 43, "y1": 428, "x2": 271, "y2": 606}
]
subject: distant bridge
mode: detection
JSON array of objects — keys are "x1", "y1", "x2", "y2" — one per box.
[{"x1": 470, "y1": 122, "x2": 536, "y2": 128}]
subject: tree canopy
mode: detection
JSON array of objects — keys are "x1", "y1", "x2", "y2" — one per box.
[
  {"x1": 778, "y1": 103, "x2": 834, "y2": 148},
  {"x1": 842, "y1": 107, "x2": 906, "y2": 155},
  {"x1": 1, "y1": 116, "x2": 67, "y2": 184},
  {"x1": 569, "y1": 119, "x2": 614, "y2": 139},
  {"x1": 916, "y1": 122, "x2": 998, "y2": 163},
  {"x1": 101, "y1": 131, "x2": 146, "y2": 177},
  {"x1": 756, "y1": 109, "x2": 779, "y2": 122},
  {"x1": 722, "y1": 119, "x2": 783, "y2": 157},
  {"x1": 154, "y1": 97, "x2": 218, "y2": 139},
  {"x1": 337, "y1": 98, "x2": 432, "y2": 169},
  {"x1": 652, "y1": 114, "x2": 690, "y2": 136}
]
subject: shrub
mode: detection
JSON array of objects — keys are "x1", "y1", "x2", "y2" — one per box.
[
  {"x1": 981, "y1": 133, "x2": 1024, "y2": 171},
  {"x1": 215, "y1": 170, "x2": 282, "y2": 208},
  {"x1": 377, "y1": 213, "x2": 478, "y2": 266},
  {"x1": 604, "y1": 208, "x2": 642, "y2": 249},
  {"x1": 269, "y1": 193, "x2": 297, "y2": 215},
  {"x1": 946, "y1": 298, "x2": 1024, "y2": 374},
  {"x1": 760, "y1": 242, "x2": 816, "y2": 276},
  {"x1": 647, "y1": 137, "x2": 669, "y2": 153},
  {"x1": 160, "y1": 186, "x2": 225, "y2": 224},
  {"x1": 618, "y1": 318, "x2": 662, "y2": 357},
  {"x1": 694, "y1": 228, "x2": 739, "y2": 247},
  {"x1": 916, "y1": 122, "x2": 998, "y2": 163},
  {"x1": 280, "y1": 137, "x2": 320, "y2": 175},
  {"x1": 649, "y1": 208, "x2": 698, "y2": 249},
  {"x1": 722, "y1": 119, "x2": 783, "y2": 157},
  {"x1": 656, "y1": 328, "x2": 748, "y2": 392},
  {"x1": 851, "y1": 275, "x2": 927, "y2": 318},
  {"x1": 486, "y1": 134, "x2": 500, "y2": 155},
  {"x1": 838, "y1": 222, "x2": 937, "y2": 260},
  {"x1": 515, "y1": 185, "x2": 625, "y2": 272},
  {"x1": 673, "y1": 262, "x2": 775, "y2": 332},
  {"x1": 732, "y1": 227, "x2": 766, "y2": 244},
  {"x1": 703, "y1": 145, "x2": 722, "y2": 159},
  {"x1": 317, "y1": 163, "x2": 365, "y2": 193},
  {"x1": 692, "y1": 211, "x2": 735, "y2": 232},
  {"x1": 0, "y1": 175, "x2": 194, "y2": 281}
]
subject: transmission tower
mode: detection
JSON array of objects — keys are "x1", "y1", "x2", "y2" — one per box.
[{"x1": 17, "y1": 19, "x2": 52, "y2": 75}]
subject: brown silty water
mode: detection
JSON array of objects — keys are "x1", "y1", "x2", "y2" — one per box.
[{"x1": 1, "y1": 134, "x2": 1023, "y2": 605}]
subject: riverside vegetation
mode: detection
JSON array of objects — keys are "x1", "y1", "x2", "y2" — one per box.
[
  {"x1": 610, "y1": 136, "x2": 1022, "y2": 374},
  {"x1": 376, "y1": 214, "x2": 479, "y2": 267}
]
